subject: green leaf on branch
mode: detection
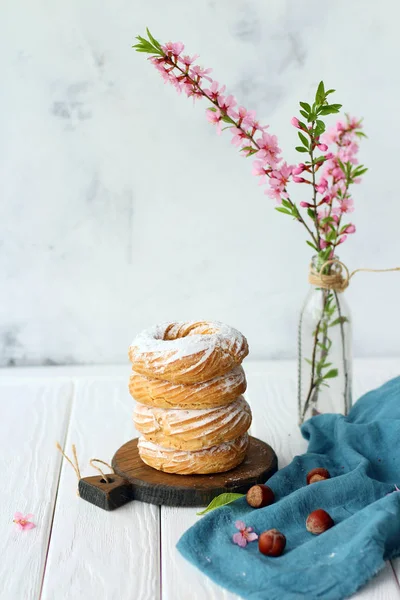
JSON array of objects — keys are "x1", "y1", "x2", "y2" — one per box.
[
  {"x1": 300, "y1": 102, "x2": 311, "y2": 112},
  {"x1": 319, "y1": 104, "x2": 342, "y2": 115},
  {"x1": 314, "y1": 155, "x2": 326, "y2": 164},
  {"x1": 196, "y1": 493, "x2": 244, "y2": 515},
  {"x1": 315, "y1": 81, "x2": 325, "y2": 104},
  {"x1": 275, "y1": 207, "x2": 292, "y2": 215},
  {"x1": 306, "y1": 240, "x2": 318, "y2": 250},
  {"x1": 295, "y1": 146, "x2": 308, "y2": 153},
  {"x1": 330, "y1": 317, "x2": 349, "y2": 327},
  {"x1": 298, "y1": 132, "x2": 309, "y2": 147},
  {"x1": 307, "y1": 208, "x2": 315, "y2": 220},
  {"x1": 300, "y1": 110, "x2": 309, "y2": 119},
  {"x1": 146, "y1": 27, "x2": 162, "y2": 50},
  {"x1": 324, "y1": 369, "x2": 339, "y2": 379}
]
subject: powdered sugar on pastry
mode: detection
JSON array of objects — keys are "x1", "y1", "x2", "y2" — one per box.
[
  {"x1": 129, "y1": 365, "x2": 247, "y2": 409},
  {"x1": 133, "y1": 396, "x2": 252, "y2": 450},
  {"x1": 138, "y1": 433, "x2": 249, "y2": 474},
  {"x1": 128, "y1": 321, "x2": 248, "y2": 384}
]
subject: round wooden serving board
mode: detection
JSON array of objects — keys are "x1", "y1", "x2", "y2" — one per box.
[{"x1": 112, "y1": 436, "x2": 278, "y2": 507}]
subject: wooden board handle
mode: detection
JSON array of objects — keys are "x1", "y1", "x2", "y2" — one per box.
[{"x1": 78, "y1": 474, "x2": 134, "y2": 511}]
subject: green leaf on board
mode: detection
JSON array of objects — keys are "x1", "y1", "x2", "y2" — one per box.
[
  {"x1": 196, "y1": 493, "x2": 244, "y2": 515},
  {"x1": 324, "y1": 368, "x2": 339, "y2": 379}
]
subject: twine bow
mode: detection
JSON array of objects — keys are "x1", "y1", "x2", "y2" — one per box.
[{"x1": 309, "y1": 259, "x2": 400, "y2": 292}]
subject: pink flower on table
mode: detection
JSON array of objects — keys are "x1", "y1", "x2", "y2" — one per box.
[
  {"x1": 333, "y1": 197, "x2": 354, "y2": 215},
  {"x1": 203, "y1": 80, "x2": 226, "y2": 102},
  {"x1": 13, "y1": 513, "x2": 35, "y2": 531},
  {"x1": 256, "y1": 132, "x2": 281, "y2": 168},
  {"x1": 232, "y1": 520, "x2": 258, "y2": 547},
  {"x1": 162, "y1": 41, "x2": 185, "y2": 57},
  {"x1": 206, "y1": 108, "x2": 223, "y2": 134}
]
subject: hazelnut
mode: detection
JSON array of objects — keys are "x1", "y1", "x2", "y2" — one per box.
[
  {"x1": 258, "y1": 528, "x2": 286, "y2": 556},
  {"x1": 246, "y1": 484, "x2": 275, "y2": 508},
  {"x1": 306, "y1": 467, "x2": 330, "y2": 485},
  {"x1": 306, "y1": 509, "x2": 334, "y2": 535}
]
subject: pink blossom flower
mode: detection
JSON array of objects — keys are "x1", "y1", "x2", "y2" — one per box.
[
  {"x1": 300, "y1": 201, "x2": 313, "y2": 208},
  {"x1": 230, "y1": 127, "x2": 248, "y2": 147},
  {"x1": 320, "y1": 239, "x2": 330, "y2": 249},
  {"x1": 342, "y1": 223, "x2": 356, "y2": 234},
  {"x1": 291, "y1": 117, "x2": 301, "y2": 129},
  {"x1": 206, "y1": 108, "x2": 222, "y2": 134},
  {"x1": 252, "y1": 160, "x2": 269, "y2": 184},
  {"x1": 337, "y1": 234, "x2": 348, "y2": 245},
  {"x1": 246, "y1": 115, "x2": 269, "y2": 133},
  {"x1": 293, "y1": 175, "x2": 308, "y2": 183},
  {"x1": 333, "y1": 197, "x2": 354, "y2": 215},
  {"x1": 267, "y1": 162, "x2": 293, "y2": 200},
  {"x1": 162, "y1": 41, "x2": 185, "y2": 57},
  {"x1": 217, "y1": 94, "x2": 237, "y2": 117},
  {"x1": 256, "y1": 132, "x2": 281, "y2": 167},
  {"x1": 316, "y1": 178, "x2": 328, "y2": 194},
  {"x1": 317, "y1": 143, "x2": 328, "y2": 152},
  {"x1": 190, "y1": 65, "x2": 212, "y2": 82},
  {"x1": 13, "y1": 512, "x2": 35, "y2": 531},
  {"x1": 232, "y1": 520, "x2": 258, "y2": 547},
  {"x1": 203, "y1": 80, "x2": 226, "y2": 102},
  {"x1": 234, "y1": 106, "x2": 257, "y2": 127},
  {"x1": 178, "y1": 53, "x2": 199, "y2": 67},
  {"x1": 293, "y1": 163, "x2": 306, "y2": 175}
]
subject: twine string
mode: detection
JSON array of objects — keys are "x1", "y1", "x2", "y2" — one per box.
[
  {"x1": 89, "y1": 458, "x2": 115, "y2": 483},
  {"x1": 308, "y1": 259, "x2": 400, "y2": 292},
  {"x1": 55, "y1": 442, "x2": 81, "y2": 495},
  {"x1": 55, "y1": 444, "x2": 115, "y2": 493}
]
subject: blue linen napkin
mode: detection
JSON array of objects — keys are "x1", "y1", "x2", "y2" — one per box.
[{"x1": 177, "y1": 376, "x2": 400, "y2": 600}]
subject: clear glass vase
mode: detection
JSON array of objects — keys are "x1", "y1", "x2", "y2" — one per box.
[{"x1": 298, "y1": 256, "x2": 352, "y2": 425}]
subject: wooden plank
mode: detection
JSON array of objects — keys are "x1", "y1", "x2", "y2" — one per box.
[
  {"x1": 0, "y1": 379, "x2": 72, "y2": 600},
  {"x1": 41, "y1": 377, "x2": 160, "y2": 600}
]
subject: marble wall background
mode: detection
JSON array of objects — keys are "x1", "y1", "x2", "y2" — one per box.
[{"x1": 1, "y1": 0, "x2": 399, "y2": 366}]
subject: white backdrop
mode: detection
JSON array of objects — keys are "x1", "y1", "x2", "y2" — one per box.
[{"x1": 1, "y1": 0, "x2": 399, "y2": 366}]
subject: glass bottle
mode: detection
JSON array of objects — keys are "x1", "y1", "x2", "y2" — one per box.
[{"x1": 298, "y1": 256, "x2": 352, "y2": 425}]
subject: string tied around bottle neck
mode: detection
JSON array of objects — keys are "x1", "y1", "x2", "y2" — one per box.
[{"x1": 308, "y1": 259, "x2": 400, "y2": 293}]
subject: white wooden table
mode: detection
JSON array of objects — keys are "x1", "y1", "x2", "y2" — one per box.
[{"x1": 1, "y1": 359, "x2": 400, "y2": 600}]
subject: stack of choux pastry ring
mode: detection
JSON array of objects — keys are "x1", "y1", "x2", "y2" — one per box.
[{"x1": 129, "y1": 321, "x2": 252, "y2": 475}]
